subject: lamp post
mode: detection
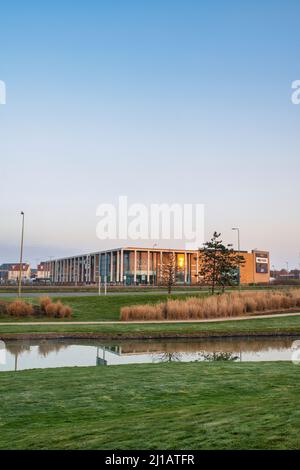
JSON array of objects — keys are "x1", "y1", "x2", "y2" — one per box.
[
  {"x1": 232, "y1": 227, "x2": 241, "y2": 291},
  {"x1": 18, "y1": 211, "x2": 25, "y2": 298}
]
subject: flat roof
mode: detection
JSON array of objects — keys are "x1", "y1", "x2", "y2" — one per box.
[{"x1": 46, "y1": 246, "x2": 266, "y2": 263}]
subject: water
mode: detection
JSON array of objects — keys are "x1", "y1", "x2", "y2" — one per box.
[{"x1": 0, "y1": 336, "x2": 298, "y2": 372}]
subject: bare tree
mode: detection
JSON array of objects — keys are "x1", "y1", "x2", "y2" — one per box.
[{"x1": 160, "y1": 252, "x2": 177, "y2": 294}]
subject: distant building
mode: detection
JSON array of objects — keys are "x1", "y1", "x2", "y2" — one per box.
[
  {"x1": 46, "y1": 247, "x2": 270, "y2": 285},
  {"x1": 30, "y1": 268, "x2": 38, "y2": 280},
  {"x1": 37, "y1": 262, "x2": 50, "y2": 279},
  {"x1": 0, "y1": 263, "x2": 31, "y2": 283},
  {"x1": 272, "y1": 269, "x2": 300, "y2": 281}
]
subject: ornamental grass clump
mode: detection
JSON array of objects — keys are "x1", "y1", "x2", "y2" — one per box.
[
  {"x1": 6, "y1": 300, "x2": 34, "y2": 317},
  {"x1": 120, "y1": 289, "x2": 300, "y2": 321},
  {"x1": 40, "y1": 297, "x2": 73, "y2": 318},
  {"x1": 39, "y1": 296, "x2": 52, "y2": 313}
]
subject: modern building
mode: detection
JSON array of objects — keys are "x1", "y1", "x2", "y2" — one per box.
[
  {"x1": 0, "y1": 263, "x2": 31, "y2": 283},
  {"x1": 45, "y1": 247, "x2": 270, "y2": 285}
]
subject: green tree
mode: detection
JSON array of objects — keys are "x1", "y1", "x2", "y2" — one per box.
[{"x1": 198, "y1": 232, "x2": 245, "y2": 294}]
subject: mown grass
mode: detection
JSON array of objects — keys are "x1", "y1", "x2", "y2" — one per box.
[
  {"x1": 0, "y1": 293, "x2": 207, "y2": 322},
  {"x1": 0, "y1": 361, "x2": 300, "y2": 449},
  {"x1": 1, "y1": 314, "x2": 300, "y2": 338}
]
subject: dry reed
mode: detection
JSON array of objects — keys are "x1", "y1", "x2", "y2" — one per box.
[
  {"x1": 41, "y1": 298, "x2": 73, "y2": 318},
  {"x1": 6, "y1": 300, "x2": 34, "y2": 317},
  {"x1": 39, "y1": 296, "x2": 52, "y2": 313},
  {"x1": 120, "y1": 289, "x2": 300, "y2": 321}
]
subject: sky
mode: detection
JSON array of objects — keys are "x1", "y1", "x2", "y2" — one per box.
[{"x1": 0, "y1": 0, "x2": 300, "y2": 269}]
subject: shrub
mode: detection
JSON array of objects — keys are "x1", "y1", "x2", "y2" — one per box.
[
  {"x1": 45, "y1": 302, "x2": 59, "y2": 317},
  {"x1": 39, "y1": 296, "x2": 52, "y2": 313},
  {"x1": 45, "y1": 300, "x2": 72, "y2": 318},
  {"x1": 7, "y1": 300, "x2": 34, "y2": 317},
  {"x1": 61, "y1": 305, "x2": 72, "y2": 318},
  {"x1": 0, "y1": 300, "x2": 9, "y2": 315},
  {"x1": 54, "y1": 301, "x2": 65, "y2": 318}
]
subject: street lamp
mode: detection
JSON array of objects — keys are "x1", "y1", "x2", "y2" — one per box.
[
  {"x1": 232, "y1": 227, "x2": 241, "y2": 291},
  {"x1": 18, "y1": 211, "x2": 25, "y2": 298}
]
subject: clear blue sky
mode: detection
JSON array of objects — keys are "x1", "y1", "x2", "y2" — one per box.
[{"x1": 0, "y1": 0, "x2": 300, "y2": 268}]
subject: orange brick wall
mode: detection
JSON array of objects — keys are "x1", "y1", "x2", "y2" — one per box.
[{"x1": 189, "y1": 250, "x2": 270, "y2": 285}]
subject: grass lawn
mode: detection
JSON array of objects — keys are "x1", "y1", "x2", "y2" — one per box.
[
  {"x1": 0, "y1": 293, "x2": 207, "y2": 322},
  {"x1": 0, "y1": 361, "x2": 299, "y2": 449},
  {"x1": 1, "y1": 314, "x2": 300, "y2": 339},
  {"x1": 0, "y1": 284, "x2": 285, "y2": 294}
]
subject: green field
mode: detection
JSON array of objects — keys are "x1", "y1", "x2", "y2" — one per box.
[
  {"x1": 1, "y1": 293, "x2": 300, "y2": 340},
  {"x1": 1, "y1": 314, "x2": 300, "y2": 339},
  {"x1": 0, "y1": 361, "x2": 299, "y2": 449},
  {"x1": 0, "y1": 293, "x2": 209, "y2": 322}
]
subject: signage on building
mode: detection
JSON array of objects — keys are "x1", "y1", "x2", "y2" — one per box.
[
  {"x1": 256, "y1": 257, "x2": 268, "y2": 264},
  {"x1": 255, "y1": 252, "x2": 269, "y2": 274}
]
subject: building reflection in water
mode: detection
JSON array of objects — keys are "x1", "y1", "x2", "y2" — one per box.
[{"x1": 2, "y1": 336, "x2": 299, "y2": 371}]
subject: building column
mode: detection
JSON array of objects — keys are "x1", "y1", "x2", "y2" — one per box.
[
  {"x1": 70, "y1": 259, "x2": 72, "y2": 283},
  {"x1": 117, "y1": 251, "x2": 120, "y2": 283},
  {"x1": 93, "y1": 255, "x2": 96, "y2": 283},
  {"x1": 110, "y1": 251, "x2": 113, "y2": 282},
  {"x1": 88, "y1": 255, "x2": 91, "y2": 283},
  {"x1": 77, "y1": 257, "x2": 80, "y2": 284},
  {"x1": 173, "y1": 251, "x2": 176, "y2": 284},
  {"x1": 134, "y1": 250, "x2": 137, "y2": 284},
  {"x1": 120, "y1": 249, "x2": 124, "y2": 284},
  {"x1": 160, "y1": 251, "x2": 163, "y2": 283},
  {"x1": 184, "y1": 253, "x2": 187, "y2": 284},
  {"x1": 147, "y1": 250, "x2": 150, "y2": 284}
]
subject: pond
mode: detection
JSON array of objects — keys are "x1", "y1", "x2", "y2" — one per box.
[{"x1": 0, "y1": 336, "x2": 299, "y2": 371}]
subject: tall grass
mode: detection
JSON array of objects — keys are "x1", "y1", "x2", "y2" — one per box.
[
  {"x1": 120, "y1": 289, "x2": 300, "y2": 321},
  {"x1": 42, "y1": 299, "x2": 72, "y2": 318},
  {"x1": 1, "y1": 297, "x2": 73, "y2": 318},
  {"x1": 6, "y1": 300, "x2": 34, "y2": 317}
]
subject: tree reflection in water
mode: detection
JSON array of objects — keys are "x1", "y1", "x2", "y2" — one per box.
[
  {"x1": 198, "y1": 351, "x2": 239, "y2": 362},
  {"x1": 152, "y1": 352, "x2": 183, "y2": 363}
]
